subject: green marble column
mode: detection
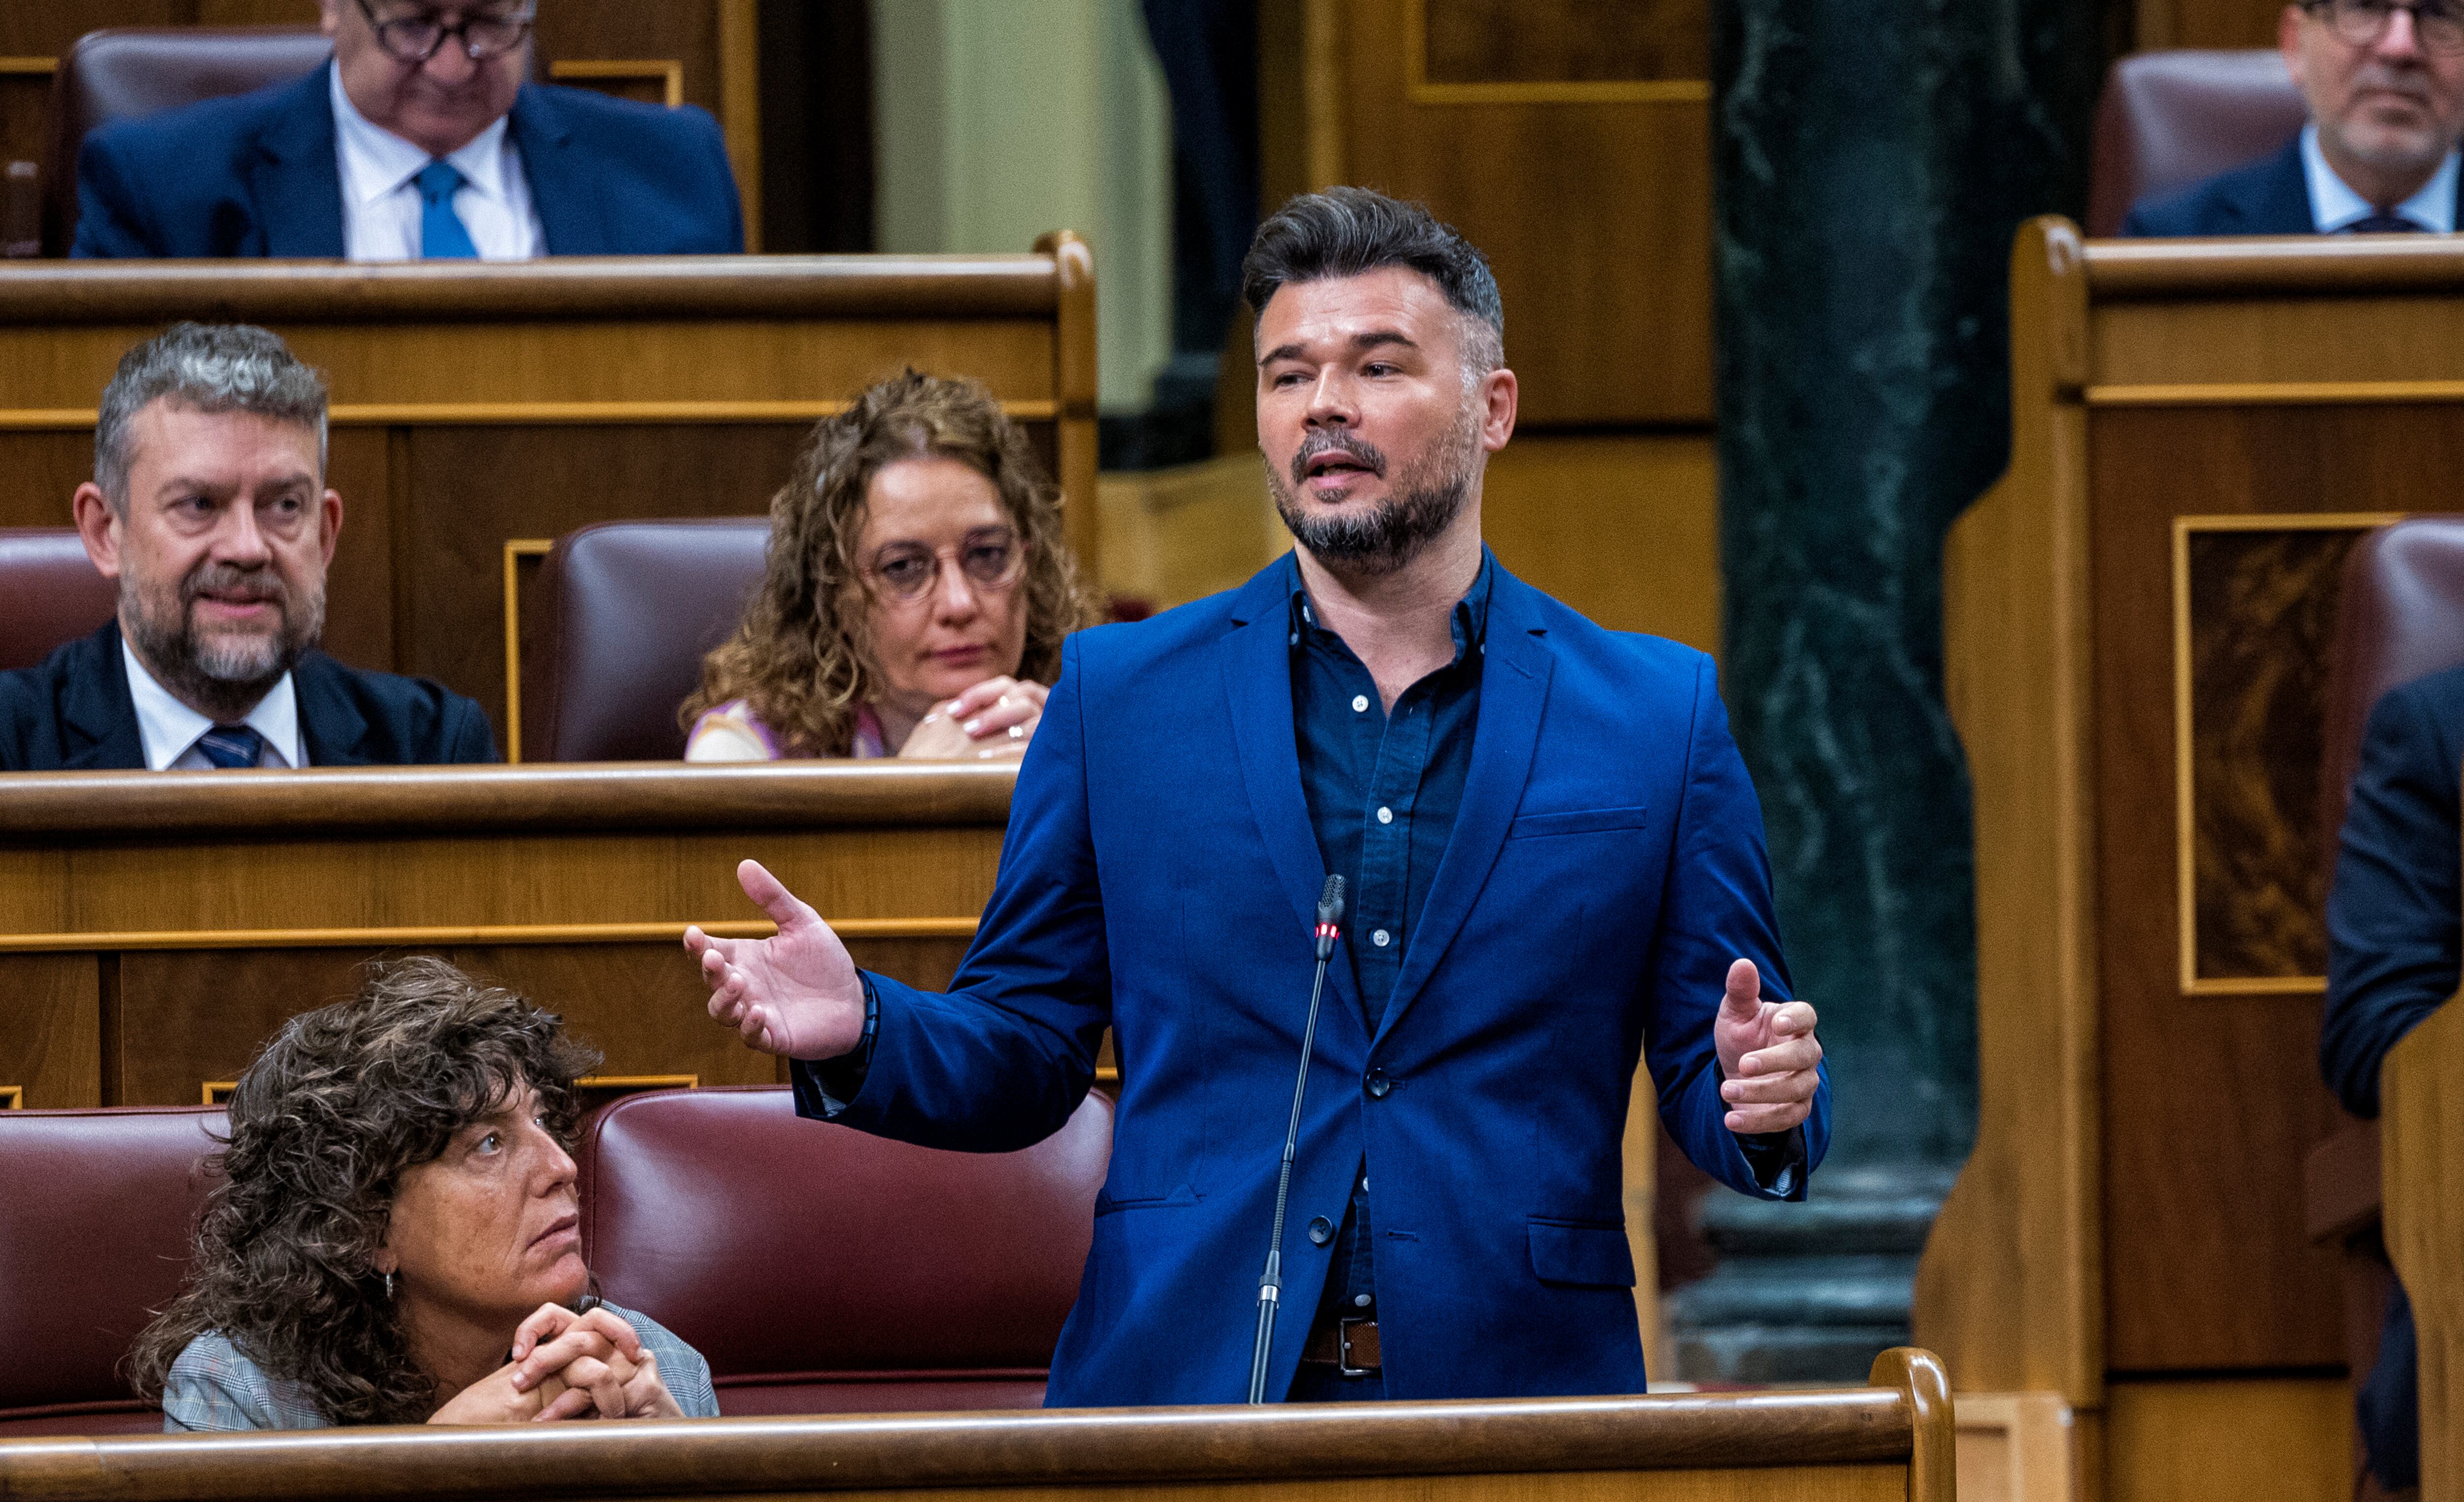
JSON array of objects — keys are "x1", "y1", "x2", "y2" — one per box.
[{"x1": 1673, "y1": 0, "x2": 2105, "y2": 1380}]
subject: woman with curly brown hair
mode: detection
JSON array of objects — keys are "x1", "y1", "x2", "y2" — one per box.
[
  {"x1": 129, "y1": 957, "x2": 718, "y2": 1430},
  {"x1": 682, "y1": 369, "x2": 1096, "y2": 761}
]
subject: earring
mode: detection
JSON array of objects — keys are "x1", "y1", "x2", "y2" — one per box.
[{"x1": 384, "y1": 1271, "x2": 395, "y2": 1299}]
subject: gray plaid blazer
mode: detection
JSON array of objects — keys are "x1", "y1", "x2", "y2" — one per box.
[{"x1": 161, "y1": 1301, "x2": 719, "y2": 1431}]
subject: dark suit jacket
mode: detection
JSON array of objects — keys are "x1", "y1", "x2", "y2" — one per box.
[
  {"x1": 813, "y1": 556, "x2": 1829, "y2": 1406},
  {"x1": 0, "y1": 622, "x2": 498, "y2": 770},
  {"x1": 2122, "y1": 133, "x2": 2464, "y2": 236},
  {"x1": 2321, "y1": 664, "x2": 2464, "y2": 1492},
  {"x1": 70, "y1": 61, "x2": 743, "y2": 258}
]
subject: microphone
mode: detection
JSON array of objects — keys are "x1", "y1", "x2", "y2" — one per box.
[{"x1": 1247, "y1": 873, "x2": 1345, "y2": 1404}]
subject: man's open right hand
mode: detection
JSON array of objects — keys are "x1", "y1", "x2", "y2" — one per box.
[{"x1": 685, "y1": 859, "x2": 866, "y2": 1060}]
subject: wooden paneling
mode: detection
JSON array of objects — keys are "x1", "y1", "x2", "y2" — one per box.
[
  {"x1": 2138, "y1": 0, "x2": 2293, "y2": 50},
  {"x1": 0, "y1": 255, "x2": 1099, "y2": 743},
  {"x1": 1421, "y1": 0, "x2": 1707, "y2": 85},
  {"x1": 1286, "y1": 0, "x2": 1711, "y2": 427},
  {"x1": 2103, "y1": 1377, "x2": 2350, "y2": 1502},
  {"x1": 0, "y1": 953, "x2": 99, "y2": 1107},
  {"x1": 0, "y1": 763, "x2": 1006, "y2": 1107},
  {"x1": 0, "y1": 1350, "x2": 1956, "y2": 1502},
  {"x1": 1953, "y1": 1392, "x2": 2078, "y2": 1502},
  {"x1": 2088, "y1": 407, "x2": 2359, "y2": 1372},
  {"x1": 1917, "y1": 225, "x2": 2464, "y2": 1502},
  {"x1": 2383, "y1": 995, "x2": 2464, "y2": 1502},
  {"x1": 1481, "y1": 433, "x2": 1720, "y2": 654}
]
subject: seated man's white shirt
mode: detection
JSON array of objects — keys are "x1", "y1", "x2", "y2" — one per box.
[
  {"x1": 329, "y1": 65, "x2": 543, "y2": 260},
  {"x1": 121, "y1": 637, "x2": 305, "y2": 770},
  {"x1": 2304, "y1": 123, "x2": 2461, "y2": 232}
]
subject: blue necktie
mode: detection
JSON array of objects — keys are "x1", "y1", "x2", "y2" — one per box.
[
  {"x1": 195, "y1": 724, "x2": 264, "y2": 769},
  {"x1": 2347, "y1": 212, "x2": 2427, "y2": 234},
  {"x1": 413, "y1": 160, "x2": 479, "y2": 259}
]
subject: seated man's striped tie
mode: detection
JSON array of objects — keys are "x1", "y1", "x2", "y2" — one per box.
[
  {"x1": 196, "y1": 724, "x2": 264, "y2": 769},
  {"x1": 414, "y1": 160, "x2": 479, "y2": 259}
]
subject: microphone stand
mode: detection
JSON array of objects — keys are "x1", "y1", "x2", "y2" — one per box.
[{"x1": 1247, "y1": 874, "x2": 1345, "y2": 1404}]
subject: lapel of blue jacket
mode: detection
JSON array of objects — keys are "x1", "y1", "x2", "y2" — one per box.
[
  {"x1": 2233, "y1": 136, "x2": 2315, "y2": 234},
  {"x1": 293, "y1": 652, "x2": 372, "y2": 766},
  {"x1": 251, "y1": 63, "x2": 347, "y2": 258},
  {"x1": 509, "y1": 86, "x2": 607, "y2": 253},
  {"x1": 1218, "y1": 555, "x2": 1369, "y2": 1027},
  {"x1": 1370, "y1": 562, "x2": 1554, "y2": 1048},
  {"x1": 60, "y1": 623, "x2": 146, "y2": 770}
]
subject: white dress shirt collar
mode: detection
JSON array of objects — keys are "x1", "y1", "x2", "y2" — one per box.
[
  {"x1": 120, "y1": 636, "x2": 304, "y2": 771},
  {"x1": 328, "y1": 63, "x2": 541, "y2": 259},
  {"x1": 2303, "y1": 122, "x2": 2460, "y2": 233}
]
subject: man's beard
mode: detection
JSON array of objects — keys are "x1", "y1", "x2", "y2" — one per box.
[
  {"x1": 124, "y1": 560, "x2": 323, "y2": 722},
  {"x1": 1266, "y1": 410, "x2": 1479, "y2": 577}
]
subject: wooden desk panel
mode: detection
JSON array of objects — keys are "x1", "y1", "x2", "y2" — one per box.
[
  {"x1": 0, "y1": 1350, "x2": 1954, "y2": 1502},
  {"x1": 0, "y1": 764, "x2": 1007, "y2": 1109},
  {"x1": 0, "y1": 254, "x2": 1098, "y2": 749},
  {"x1": 1919, "y1": 222, "x2": 2458, "y2": 1500},
  {"x1": 2383, "y1": 994, "x2": 2464, "y2": 1502}
]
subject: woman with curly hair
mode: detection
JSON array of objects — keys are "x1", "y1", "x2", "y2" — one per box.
[
  {"x1": 128, "y1": 957, "x2": 718, "y2": 1429},
  {"x1": 682, "y1": 369, "x2": 1096, "y2": 761}
]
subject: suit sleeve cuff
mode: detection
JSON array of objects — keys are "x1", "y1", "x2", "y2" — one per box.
[{"x1": 788, "y1": 973, "x2": 880, "y2": 1120}]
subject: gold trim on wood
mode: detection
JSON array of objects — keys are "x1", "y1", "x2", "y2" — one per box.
[
  {"x1": 0, "y1": 401, "x2": 1056, "y2": 432},
  {"x1": 1401, "y1": 1, "x2": 1708, "y2": 105},
  {"x1": 0, "y1": 918, "x2": 980, "y2": 955},
  {"x1": 2089, "y1": 381, "x2": 2464, "y2": 408},
  {"x1": 502, "y1": 538, "x2": 555, "y2": 764},
  {"x1": 548, "y1": 59, "x2": 684, "y2": 108},
  {"x1": 203, "y1": 1082, "x2": 235, "y2": 1106},
  {"x1": 0, "y1": 1085, "x2": 22, "y2": 1109},
  {"x1": 2172, "y1": 512, "x2": 2404, "y2": 998},
  {"x1": 0, "y1": 57, "x2": 57, "y2": 75},
  {"x1": 718, "y1": 0, "x2": 763, "y2": 253}
]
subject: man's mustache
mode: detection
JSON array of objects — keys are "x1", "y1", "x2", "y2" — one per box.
[
  {"x1": 182, "y1": 563, "x2": 286, "y2": 610},
  {"x1": 1290, "y1": 430, "x2": 1389, "y2": 489}
]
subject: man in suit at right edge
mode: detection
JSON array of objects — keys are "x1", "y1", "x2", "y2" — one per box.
[
  {"x1": 2322, "y1": 663, "x2": 2464, "y2": 1497},
  {"x1": 2124, "y1": 0, "x2": 2464, "y2": 235},
  {"x1": 682, "y1": 188, "x2": 1830, "y2": 1407}
]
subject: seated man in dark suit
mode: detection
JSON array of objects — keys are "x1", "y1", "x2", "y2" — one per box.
[
  {"x1": 2322, "y1": 662, "x2": 2464, "y2": 1495},
  {"x1": 2125, "y1": 0, "x2": 2464, "y2": 235},
  {"x1": 72, "y1": 0, "x2": 742, "y2": 258},
  {"x1": 0, "y1": 324, "x2": 496, "y2": 770}
]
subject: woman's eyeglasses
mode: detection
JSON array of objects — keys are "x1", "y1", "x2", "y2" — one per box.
[{"x1": 868, "y1": 531, "x2": 1026, "y2": 605}]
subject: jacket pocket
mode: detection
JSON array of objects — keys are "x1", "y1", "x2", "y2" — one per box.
[
  {"x1": 1527, "y1": 1217, "x2": 1637, "y2": 1288},
  {"x1": 1506, "y1": 805, "x2": 1650, "y2": 840}
]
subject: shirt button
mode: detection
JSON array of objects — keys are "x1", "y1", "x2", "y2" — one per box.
[
  {"x1": 1307, "y1": 1216, "x2": 1335, "y2": 1245},
  {"x1": 1352, "y1": 695, "x2": 1369, "y2": 713},
  {"x1": 1377, "y1": 806, "x2": 1394, "y2": 824},
  {"x1": 1372, "y1": 928, "x2": 1391, "y2": 947},
  {"x1": 1353, "y1": 1292, "x2": 1372, "y2": 1308}
]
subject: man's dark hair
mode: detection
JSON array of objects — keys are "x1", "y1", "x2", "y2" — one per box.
[{"x1": 1239, "y1": 187, "x2": 1504, "y2": 373}]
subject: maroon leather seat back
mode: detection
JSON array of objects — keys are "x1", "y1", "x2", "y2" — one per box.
[
  {"x1": 532, "y1": 519, "x2": 772, "y2": 762},
  {"x1": 578, "y1": 1087, "x2": 1110, "y2": 1414},
  {"x1": 2321, "y1": 518, "x2": 2464, "y2": 866},
  {"x1": 2087, "y1": 49, "x2": 2308, "y2": 236},
  {"x1": 42, "y1": 27, "x2": 335, "y2": 256},
  {"x1": 0, "y1": 1108, "x2": 225, "y2": 1436},
  {"x1": 0, "y1": 527, "x2": 115, "y2": 670}
]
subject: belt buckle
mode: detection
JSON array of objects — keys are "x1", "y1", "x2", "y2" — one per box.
[{"x1": 1337, "y1": 1317, "x2": 1376, "y2": 1378}]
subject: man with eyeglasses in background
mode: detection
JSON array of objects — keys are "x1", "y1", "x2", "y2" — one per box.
[
  {"x1": 71, "y1": 0, "x2": 742, "y2": 259},
  {"x1": 2125, "y1": 0, "x2": 2464, "y2": 234}
]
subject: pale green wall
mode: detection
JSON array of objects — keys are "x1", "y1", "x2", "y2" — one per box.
[{"x1": 870, "y1": 0, "x2": 1174, "y2": 416}]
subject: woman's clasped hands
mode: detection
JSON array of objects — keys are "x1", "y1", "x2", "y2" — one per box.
[{"x1": 430, "y1": 1303, "x2": 684, "y2": 1425}]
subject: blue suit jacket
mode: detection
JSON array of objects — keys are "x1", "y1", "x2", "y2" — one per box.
[
  {"x1": 2122, "y1": 133, "x2": 2464, "y2": 236},
  {"x1": 0, "y1": 622, "x2": 497, "y2": 770},
  {"x1": 824, "y1": 556, "x2": 1832, "y2": 1406},
  {"x1": 71, "y1": 62, "x2": 742, "y2": 258}
]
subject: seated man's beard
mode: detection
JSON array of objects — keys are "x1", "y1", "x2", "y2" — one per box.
[
  {"x1": 1268, "y1": 419, "x2": 1479, "y2": 576},
  {"x1": 125, "y1": 560, "x2": 324, "y2": 721}
]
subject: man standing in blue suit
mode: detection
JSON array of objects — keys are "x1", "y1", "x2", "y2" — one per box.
[
  {"x1": 686, "y1": 188, "x2": 1830, "y2": 1406},
  {"x1": 72, "y1": 0, "x2": 742, "y2": 259},
  {"x1": 2125, "y1": 0, "x2": 2464, "y2": 236}
]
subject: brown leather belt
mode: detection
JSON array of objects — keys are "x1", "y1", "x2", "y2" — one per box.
[{"x1": 1299, "y1": 1317, "x2": 1381, "y2": 1376}]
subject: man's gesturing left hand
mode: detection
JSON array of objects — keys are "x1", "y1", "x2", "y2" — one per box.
[{"x1": 1711, "y1": 958, "x2": 1823, "y2": 1136}]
